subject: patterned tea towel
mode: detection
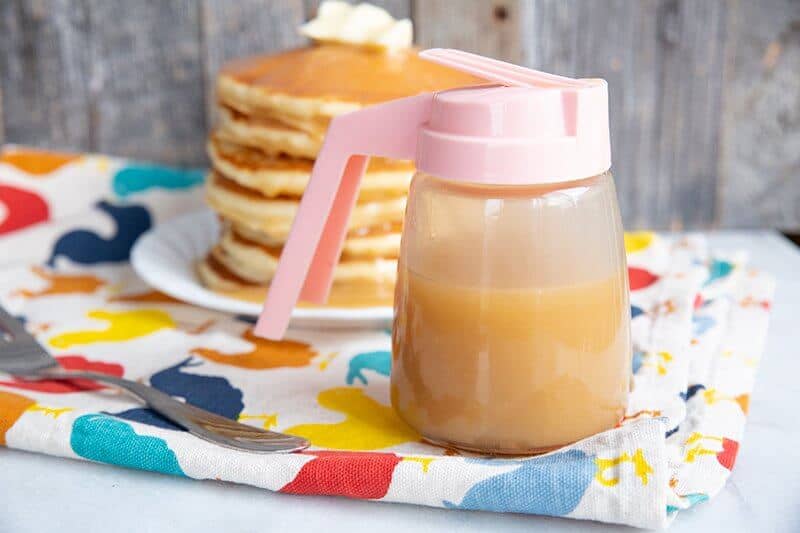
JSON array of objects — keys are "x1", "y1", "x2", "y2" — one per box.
[{"x1": 0, "y1": 146, "x2": 775, "y2": 529}]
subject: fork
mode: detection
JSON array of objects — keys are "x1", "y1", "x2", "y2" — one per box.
[{"x1": 0, "y1": 305, "x2": 309, "y2": 454}]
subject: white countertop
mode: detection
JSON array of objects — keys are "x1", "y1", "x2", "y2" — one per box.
[{"x1": 2, "y1": 231, "x2": 799, "y2": 533}]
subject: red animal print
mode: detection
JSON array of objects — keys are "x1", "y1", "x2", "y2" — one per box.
[
  {"x1": 0, "y1": 185, "x2": 50, "y2": 235},
  {"x1": 716, "y1": 438, "x2": 739, "y2": 471},
  {"x1": 280, "y1": 451, "x2": 402, "y2": 499},
  {"x1": 0, "y1": 356, "x2": 124, "y2": 393},
  {"x1": 628, "y1": 267, "x2": 659, "y2": 291}
]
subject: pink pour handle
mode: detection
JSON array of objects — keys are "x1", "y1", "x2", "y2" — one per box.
[{"x1": 255, "y1": 93, "x2": 435, "y2": 339}]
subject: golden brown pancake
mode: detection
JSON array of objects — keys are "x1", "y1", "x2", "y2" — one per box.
[
  {"x1": 201, "y1": 43, "x2": 480, "y2": 303},
  {"x1": 207, "y1": 133, "x2": 413, "y2": 200},
  {"x1": 205, "y1": 172, "x2": 406, "y2": 243},
  {"x1": 217, "y1": 106, "x2": 321, "y2": 159},
  {"x1": 197, "y1": 252, "x2": 396, "y2": 308},
  {"x1": 205, "y1": 231, "x2": 398, "y2": 286},
  {"x1": 217, "y1": 44, "x2": 484, "y2": 122},
  {"x1": 227, "y1": 220, "x2": 400, "y2": 261}
]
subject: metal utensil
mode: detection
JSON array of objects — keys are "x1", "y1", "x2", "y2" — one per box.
[{"x1": 0, "y1": 306, "x2": 309, "y2": 454}]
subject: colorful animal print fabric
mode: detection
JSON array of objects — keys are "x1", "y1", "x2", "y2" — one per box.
[{"x1": 0, "y1": 146, "x2": 774, "y2": 528}]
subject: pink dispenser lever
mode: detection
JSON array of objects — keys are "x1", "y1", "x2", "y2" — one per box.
[
  {"x1": 255, "y1": 49, "x2": 609, "y2": 340},
  {"x1": 419, "y1": 48, "x2": 591, "y2": 89},
  {"x1": 254, "y1": 93, "x2": 434, "y2": 339}
]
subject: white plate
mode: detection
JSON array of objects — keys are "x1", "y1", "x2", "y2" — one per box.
[{"x1": 131, "y1": 210, "x2": 393, "y2": 329}]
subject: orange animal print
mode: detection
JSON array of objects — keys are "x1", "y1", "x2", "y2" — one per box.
[
  {"x1": 0, "y1": 390, "x2": 36, "y2": 445},
  {"x1": 109, "y1": 290, "x2": 182, "y2": 304},
  {"x1": 192, "y1": 328, "x2": 317, "y2": 369},
  {"x1": 739, "y1": 296, "x2": 770, "y2": 311},
  {"x1": 0, "y1": 147, "x2": 81, "y2": 175},
  {"x1": 620, "y1": 409, "x2": 662, "y2": 424},
  {"x1": 702, "y1": 389, "x2": 750, "y2": 414},
  {"x1": 17, "y1": 266, "x2": 106, "y2": 298},
  {"x1": 657, "y1": 299, "x2": 677, "y2": 315}
]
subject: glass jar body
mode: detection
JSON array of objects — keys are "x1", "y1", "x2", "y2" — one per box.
[{"x1": 391, "y1": 170, "x2": 631, "y2": 454}]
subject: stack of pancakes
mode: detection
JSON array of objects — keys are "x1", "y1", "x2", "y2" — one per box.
[{"x1": 200, "y1": 44, "x2": 481, "y2": 305}]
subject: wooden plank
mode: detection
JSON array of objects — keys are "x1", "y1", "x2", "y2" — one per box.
[
  {"x1": 652, "y1": 0, "x2": 727, "y2": 230},
  {"x1": 718, "y1": 0, "x2": 800, "y2": 230},
  {"x1": 201, "y1": 0, "x2": 307, "y2": 124},
  {"x1": 413, "y1": 0, "x2": 523, "y2": 62},
  {"x1": 1, "y1": 0, "x2": 795, "y2": 230},
  {"x1": 0, "y1": 80, "x2": 4, "y2": 145},
  {"x1": 85, "y1": 0, "x2": 207, "y2": 165},
  {"x1": 0, "y1": 0, "x2": 92, "y2": 150},
  {"x1": 518, "y1": 0, "x2": 727, "y2": 230},
  {"x1": 306, "y1": 0, "x2": 411, "y2": 19},
  {"x1": 518, "y1": 0, "x2": 661, "y2": 229}
]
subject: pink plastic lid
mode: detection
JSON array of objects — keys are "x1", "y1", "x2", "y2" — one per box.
[{"x1": 255, "y1": 49, "x2": 611, "y2": 339}]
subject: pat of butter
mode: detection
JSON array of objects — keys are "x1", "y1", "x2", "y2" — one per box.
[{"x1": 300, "y1": 1, "x2": 413, "y2": 50}]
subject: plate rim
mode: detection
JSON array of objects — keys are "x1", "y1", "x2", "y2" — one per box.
[{"x1": 131, "y1": 209, "x2": 394, "y2": 321}]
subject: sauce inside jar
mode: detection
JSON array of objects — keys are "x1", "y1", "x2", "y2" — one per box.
[{"x1": 391, "y1": 171, "x2": 630, "y2": 454}]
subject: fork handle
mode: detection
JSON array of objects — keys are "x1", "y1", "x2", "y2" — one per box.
[{"x1": 37, "y1": 369, "x2": 309, "y2": 454}]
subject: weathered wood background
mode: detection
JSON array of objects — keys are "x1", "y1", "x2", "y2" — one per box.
[{"x1": 1, "y1": 0, "x2": 798, "y2": 230}]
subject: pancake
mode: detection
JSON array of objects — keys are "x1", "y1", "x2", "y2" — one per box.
[
  {"x1": 229, "y1": 220, "x2": 401, "y2": 260},
  {"x1": 217, "y1": 106, "x2": 321, "y2": 159},
  {"x1": 198, "y1": 252, "x2": 259, "y2": 292},
  {"x1": 217, "y1": 44, "x2": 484, "y2": 124},
  {"x1": 198, "y1": 252, "x2": 396, "y2": 308},
  {"x1": 205, "y1": 230, "x2": 398, "y2": 286},
  {"x1": 207, "y1": 133, "x2": 413, "y2": 200},
  {"x1": 206, "y1": 172, "x2": 406, "y2": 242},
  {"x1": 201, "y1": 42, "x2": 480, "y2": 303}
]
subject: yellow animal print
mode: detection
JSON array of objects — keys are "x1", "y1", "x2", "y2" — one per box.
[
  {"x1": 595, "y1": 449, "x2": 653, "y2": 487},
  {"x1": 238, "y1": 413, "x2": 278, "y2": 430},
  {"x1": 641, "y1": 351, "x2": 673, "y2": 375},
  {"x1": 26, "y1": 405, "x2": 74, "y2": 419},
  {"x1": 48, "y1": 309, "x2": 176, "y2": 349},
  {"x1": 683, "y1": 432, "x2": 723, "y2": 463},
  {"x1": 285, "y1": 387, "x2": 419, "y2": 450},
  {"x1": 721, "y1": 350, "x2": 757, "y2": 368},
  {"x1": 403, "y1": 456, "x2": 435, "y2": 473},
  {"x1": 624, "y1": 232, "x2": 655, "y2": 254},
  {"x1": 318, "y1": 352, "x2": 338, "y2": 371}
]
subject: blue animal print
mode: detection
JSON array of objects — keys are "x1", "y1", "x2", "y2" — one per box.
[
  {"x1": 47, "y1": 200, "x2": 151, "y2": 266},
  {"x1": 692, "y1": 315, "x2": 715, "y2": 336},
  {"x1": 681, "y1": 384, "x2": 706, "y2": 402},
  {"x1": 112, "y1": 164, "x2": 205, "y2": 198},
  {"x1": 114, "y1": 407, "x2": 179, "y2": 430},
  {"x1": 70, "y1": 414, "x2": 185, "y2": 476},
  {"x1": 346, "y1": 350, "x2": 391, "y2": 385},
  {"x1": 667, "y1": 492, "x2": 709, "y2": 514},
  {"x1": 632, "y1": 350, "x2": 645, "y2": 374},
  {"x1": 114, "y1": 357, "x2": 244, "y2": 431},
  {"x1": 444, "y1": 449, "x2": 596, "y2": 516},
  {"x1": 704, "y1": 259, "x2": 734, "y2": 286}
]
